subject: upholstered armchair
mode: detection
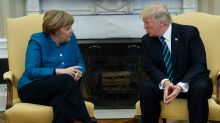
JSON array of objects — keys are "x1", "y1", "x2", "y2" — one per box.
[
  {"x1": 134, "y1": 12, "x2": 220, "y2": 123},
  {"x1": 3, "y1": 14, "x2": 96, "y2": 123}
]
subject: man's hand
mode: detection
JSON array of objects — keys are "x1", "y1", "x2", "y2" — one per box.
[
  {"x1": 163, "y1": 80, "x2": 173, "y2": 103},
  {"x1": 163, "y1": 81, "x2": 182, "y2": 104}
]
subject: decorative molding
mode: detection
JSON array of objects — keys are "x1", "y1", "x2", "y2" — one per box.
[
  {"x1": 91, "y1": 0, "x2": 133, "y2": 14},
  {"x1": 183, "y1": 0, "x2": 196, "y2": 8},
  {"x1": 183, "y1": 0, "x2": 198, "y2": 12},
  {"x1": 26, "y1": 0, "x2": 41, "y2": 15},
  {"x1": 26, "y1": 0, "x2": 198, "y2": 15}
]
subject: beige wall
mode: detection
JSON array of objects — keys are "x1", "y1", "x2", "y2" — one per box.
[
  {"x1": 213, "y1": 0, "x2": 220, "y2": 14},
  {"x1": 198, "y1": 0, "x2": 214, "y2": 14},
  {"x1": 0, "y1": 0, "x2": 25, "y2": 38},
  {"x1": 1, "y1": 0, "x2": 220, "y2": 38},
  {"x1": 198, "y1": 0, "x2": 220, "y2": 15},
  {"x1": 0, "y1": 0, "x2": 9, "y2": 38}
]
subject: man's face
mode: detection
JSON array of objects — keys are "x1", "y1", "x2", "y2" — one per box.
[{"x1": 143, "y1": 16, "x2": 161, "y2": 37}]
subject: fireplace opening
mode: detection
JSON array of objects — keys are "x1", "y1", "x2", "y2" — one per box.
[{"x1": 79, "y1": 40, "x2": 147, "y2": 109}]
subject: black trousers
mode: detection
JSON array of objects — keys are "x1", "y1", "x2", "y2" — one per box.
[
  {"x1": 140, "y1": 77, "x2": 213, "y2": 123},
  {"x1": 18, "y1": 74, "x2": 91, "y2": 123}
]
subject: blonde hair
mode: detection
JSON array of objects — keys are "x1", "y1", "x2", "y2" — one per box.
[
  {"x1": 140, "y1": 3, "x2": 172, "y2": 26},
  {"x1": 43, "y1": 10, "x2": 74, "y2": 35}
]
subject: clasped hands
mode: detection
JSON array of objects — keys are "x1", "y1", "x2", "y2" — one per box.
[
  {"x1": 56, "y1": 66, "x2": 82, "y2": 81},
  {"x1": 163, "y1": 80, "x2": 182, "y2": 104}
]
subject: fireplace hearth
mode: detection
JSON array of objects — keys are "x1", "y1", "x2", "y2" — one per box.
[{"x1": 79, "y1": 39, "x2": 147, "y2": 109}]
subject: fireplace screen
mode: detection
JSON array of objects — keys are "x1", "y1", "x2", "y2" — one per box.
[{"x1": 79, "y1": 41, "x2": 147, "y2": 109}]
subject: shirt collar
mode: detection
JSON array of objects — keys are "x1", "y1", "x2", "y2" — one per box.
[{"x1": 162, "y1": 24, "x2": 172, "y2": 42}]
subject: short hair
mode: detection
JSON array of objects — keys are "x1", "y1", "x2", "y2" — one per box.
[
  {"x1": 43, "y1": 10, "x2": 74, "y2": 35},
  {"x1": 140, "y1": 3, "x2": 172, "y2": 26}
]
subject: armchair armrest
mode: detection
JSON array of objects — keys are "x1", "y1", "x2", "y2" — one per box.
[
  {"x1": 216, "y1": 69, "x2": 220, "y2": 77},
  {"x1": 3, "y1": 71, "x2": 13, "y2": 82},
  {"x1": 216, "y1": 70, "x2": 220, "y2": 104},
  {"x1": 3, "y1": 71, "x2": 14, "y2": 109}
]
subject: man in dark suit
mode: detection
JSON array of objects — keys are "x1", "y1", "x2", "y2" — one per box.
[{"x1": 140, "y1": 3, "x2": 213, "y2": 123}]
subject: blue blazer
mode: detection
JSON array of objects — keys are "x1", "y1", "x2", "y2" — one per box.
[
  {"x1": 142, "y1": 23, "x2": 210, "y2": 84},
  {"x1": 18, "y1": 32, "x2": 86, "y2": 89}
]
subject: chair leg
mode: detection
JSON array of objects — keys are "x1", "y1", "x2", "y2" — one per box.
[{"x1": 162, "y1": 118, "x2": 167, "y2": 123}]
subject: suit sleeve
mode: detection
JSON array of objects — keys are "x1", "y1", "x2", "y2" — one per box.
[
  {"x1": 142, "y1": 37, "x2": 167, "y2": 84},
  {"x1": 25, "y1": 39, "x2": 54, "y2": 79}
]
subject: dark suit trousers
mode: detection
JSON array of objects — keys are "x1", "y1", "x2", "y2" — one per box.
[
  {"x1": 140, "y1": 78, "x2": 212, "y2": 123},
  {"x1": 18, "y1": 74, "x2": 91, "y2": 123}
]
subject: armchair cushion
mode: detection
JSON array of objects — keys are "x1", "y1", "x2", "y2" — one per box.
[
  {"x1": 135, "y1": 97, "x2": 220, "y2": 121},
  {"x1": 5, "y1": 103, "x2": 53, "y2": 123},
  {"x1": 5, "y1": 101, "x2": 94, "y2": 123}
]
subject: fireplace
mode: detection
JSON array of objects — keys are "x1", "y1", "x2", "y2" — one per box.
[{"x1": 79, "y1": 39, "x2": 147, "y2": 109}]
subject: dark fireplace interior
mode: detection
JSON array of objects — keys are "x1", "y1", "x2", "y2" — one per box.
[
  {"x1": 79, "y1": 39, "x2": 147, "y2": 109},
  {"x1": 0, "y1": 58, "x2": 9, "y2": 84},
  {"x1": 0, "y1": 39, "x2": 147, "y2": 109}
]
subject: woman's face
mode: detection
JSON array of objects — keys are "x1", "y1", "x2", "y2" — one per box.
[{"x1": 56, "y1": 24, "x2": 73, "y2": 43}]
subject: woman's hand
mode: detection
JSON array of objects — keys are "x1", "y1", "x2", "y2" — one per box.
[
  {"x1": 72, "y1": 69, "x2": 82, "y2": 81},
  {"x1": 55, "y1": 66, "x2": 82, "y2": 81}
]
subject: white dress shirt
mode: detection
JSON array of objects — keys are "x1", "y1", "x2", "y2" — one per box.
[{"x1": 158, "y1": 24, "x2": 189, "y2": 92}]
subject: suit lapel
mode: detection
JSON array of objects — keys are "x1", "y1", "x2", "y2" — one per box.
[{"x1": 171, "y1": 23, "x2": 182, "y2": 74}]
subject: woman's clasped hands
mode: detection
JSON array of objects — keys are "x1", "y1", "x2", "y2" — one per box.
[{"x1": 56, "y1": 66, "x2": 82, "y2": 81}]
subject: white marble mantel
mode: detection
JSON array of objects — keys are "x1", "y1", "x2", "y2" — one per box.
[
  {"x1": 0, "y1": 38, "x2": 7, "y2": 58},
  {"x1": 24, "y1": 0, "x2": 197, "y2": 39},
  {"x1": 73, "y1": 14, "x2": 145, "y2": 39}
]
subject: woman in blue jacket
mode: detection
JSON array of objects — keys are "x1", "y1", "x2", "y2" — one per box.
[{"x1": 17, "y1": 10, "x2": 91, "y2": 123}]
